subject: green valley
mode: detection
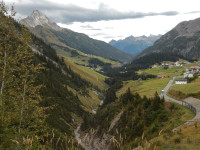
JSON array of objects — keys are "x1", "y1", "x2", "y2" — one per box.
[{"x1": 2, "y1": 1, "x2": 200, "y2": 150}]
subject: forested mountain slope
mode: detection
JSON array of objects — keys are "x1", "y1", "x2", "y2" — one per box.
[{"x1": 0, "y1": 4, "x2": 100, "y2": 149}]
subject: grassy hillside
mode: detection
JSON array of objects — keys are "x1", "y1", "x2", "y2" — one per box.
[
  {"x1": 138, "y1": 66, "x2": 185, "y2": 76},
  {"x1": 131, "y1": 103, "x2": 195, "y2": 150},
  {"x1": 117, "y1": 78, "x2": 170, "y2": 98},
  {"x1": 26, "y1": 25, "x2": 133, "y2": 63},
  {"x1": 64, "y1": 59, "x2": 108, "y2": 90},
  {"x1": 67, "y1": 86, "x2": 101, "y2": 113},
  {"x1": 167, "y1": 78, "x2": 200, "y2": 100},
  {"x1": 145, "y1": 118, "x2": 200, "y2": 150},
  {"x1": 57, "y1": 47, "x2": 121, "y2": 66}
]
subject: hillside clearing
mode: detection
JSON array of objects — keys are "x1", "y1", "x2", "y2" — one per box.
[
  {"x1": 64, "y1": 59, "x2": 108, "y2": 90},
  {"x1": 138, "y1": 66, "x2": 185, "y2": 76},
  {"x1": 117, "y1": 78, "x2": 170, "y2": 98},
  {"x1": 167, "y1": 78, "x2": 200, "y2": 100}
]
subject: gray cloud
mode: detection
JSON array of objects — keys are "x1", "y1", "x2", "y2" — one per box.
[
  {"x1": 80, "y1": 24, "x2": 101, "y2": 31},
  {"x1": 91, "y1": 33, "x2": 108, "y2": 37},
  {"x1": 12, "y1": 0, "x2": 179, "y2": 23},
  {"x1": 185, "y1": 11, "x2": 200, "y2": 14}
]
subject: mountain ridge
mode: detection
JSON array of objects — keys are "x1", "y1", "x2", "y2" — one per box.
[
  {"x1": 20, "y1": 10, "x2": 61, "y2": 31},
  {"x1": 138, "y1": 17, "x2": 200, "y2": 59},
  {"x1": 109, "y1": 34, "x2": 161, "y2": 56},
  {"x1": 20, "y1": 10, "x2": 133, "y2": 63}
]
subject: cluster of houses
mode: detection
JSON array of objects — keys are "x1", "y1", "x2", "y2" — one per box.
[
  {"x1": 155, "y1": 62, "x2": 200, "y2": 85},
  {"x1": 175, "y1": 65, "x2": 200, "y2": 85},
  {"x1": 183, "y1": 66, "x2": 200, "y2": 78},
  {"x1": 152, "y1": 61, "x2": 189, "y2": 68}
]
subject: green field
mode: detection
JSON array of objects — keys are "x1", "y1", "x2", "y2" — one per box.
[
  {"x1": 57, "y1": 48, "x2": 121, "y2": 66},
  {"x1": 64, "y1": 59, "x2": 108, "y2": 90},
  {"x1": 167, "y1": 78, "x2": 200, "y2": 100},
  {"x1": 117, "y1": 78, "x2": 170, "y2": 98},
  {"x1": 138, "y1": 66, "x2": 185, "y2": 76},
  {"x1": 185, "y1": 62, "x2": 200, "y2": 67}
]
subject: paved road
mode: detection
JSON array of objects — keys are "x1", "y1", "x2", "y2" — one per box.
[
  {"x1": 160, "y1": 77, "x2": 182, "y2": 105},
  {"x1": 161, "y1": 77, "x2": 200, "y2": 125}
]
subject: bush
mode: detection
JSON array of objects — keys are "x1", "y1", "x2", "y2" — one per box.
[{"x1": 174, "y1": 137, "x2": 181, "y2": 144}]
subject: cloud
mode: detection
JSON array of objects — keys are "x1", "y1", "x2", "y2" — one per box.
[
  {"x1": 12, "y1": 0, "x2": 179, "y2": 23},
  {"x1": 91, "y1": 33, "x2": 108, "y2": 37},
  {"x1": 103, "y1": 35, "x2": 124, "y2": 39},
  {"x1": 80, "y1": 24, "x2": 101, "y2": 31},
  {"x1": 185, "y1": 11, "x2": 200, "y2": 14}
]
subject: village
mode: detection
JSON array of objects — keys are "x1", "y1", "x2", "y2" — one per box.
[{"x1": 152, "y1": 60, "x2": 200, "y2": 85}]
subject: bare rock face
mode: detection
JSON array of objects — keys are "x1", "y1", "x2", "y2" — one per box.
[
  {"x1": 80, "y1": 129, "x2": 112, "y2": 150},
  {"x1": 20, "y1": 10, "x2": 61, "y2": 31}
]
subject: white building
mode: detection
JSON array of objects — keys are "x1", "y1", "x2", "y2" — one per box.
[
  {"x1": 184, "y1": 72, "x2": 194, "y2": 78},
  {"x1": 175, "y1": 79, "x2": 188, "y2": 85}
]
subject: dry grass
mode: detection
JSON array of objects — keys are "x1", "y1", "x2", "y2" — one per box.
[
  {"x1": 67, "y1": 86, "x2": 101, "y2": 113},
  {"x1": 146, "y1": 122, "x2": 200, "y2": 150}
]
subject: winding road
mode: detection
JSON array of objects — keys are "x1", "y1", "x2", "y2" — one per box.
[
  {"x1": 161, "y1": 77, "x2": 200, "y2": 123},
  {"x1": 161, "y1": 77, "x2": 182, "y2": 105}
]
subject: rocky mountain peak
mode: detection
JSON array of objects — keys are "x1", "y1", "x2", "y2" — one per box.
[
  {"x1": 20, "y1": 10, "x2": 61, "y2": 31},
  {"x1": 31, "y1": 10, "x2": 46, "y2": 19}
]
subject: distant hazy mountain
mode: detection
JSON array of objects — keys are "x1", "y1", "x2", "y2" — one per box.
[
  {"x1": 20, "y1": 10, "x2": 133, "y2": 63},
  {"x1": 109, "y1": 35, "x2": 161, "y2": 56},
  {"x1": 139, "y1": 17, "x2": 200, "y2": 59}
]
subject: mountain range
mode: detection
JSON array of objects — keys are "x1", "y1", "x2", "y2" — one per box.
[
  {"x1": 3, "y1": 2, "x2": 200, "y2": 149},
  {"x1": 139, "y1": 17, "x2": 200, "y2": 59},
  {"x1": 109, "y1": 35, "x2": 161, "y2": 56},
  {"x1": 20, "y1": 10, "x2": 133, "y2": 63}
]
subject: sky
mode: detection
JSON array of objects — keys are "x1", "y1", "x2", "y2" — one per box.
[{"x1": 3, "y1": 0, "x2": 200, "y2": 42}]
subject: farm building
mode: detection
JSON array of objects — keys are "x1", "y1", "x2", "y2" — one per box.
[{"x1": 175, "y1": 79, "x2": 188, "y2": 85}]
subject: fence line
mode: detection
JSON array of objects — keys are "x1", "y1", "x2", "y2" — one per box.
[{"x1": 182, "y1": 101, "x2": 196, "y2": 114}]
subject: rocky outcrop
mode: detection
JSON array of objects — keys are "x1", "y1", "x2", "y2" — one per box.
[
  {"x1": 75, "y1": 110, "x2": 125, "y2": 150},
  {"x1": 75, "y1": 125, "x2": 112, "y2": 150},
  {"x1": 20, "y1": 10, "x2": 61, "y2": 31}
]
